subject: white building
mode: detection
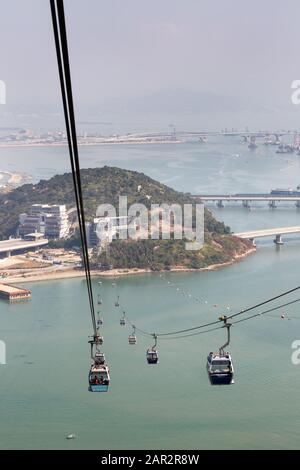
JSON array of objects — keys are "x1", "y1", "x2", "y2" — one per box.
[{"x1": 19, "y1": 204, "x2": 70, "y2": 239}]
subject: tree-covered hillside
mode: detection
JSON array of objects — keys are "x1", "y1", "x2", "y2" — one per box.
[
  {"x1": 0, "y1": 166, "x2": 253, "y2": 270},
  {"x1": 0, "y1": 166, "x2": 229, "y2": 239}
]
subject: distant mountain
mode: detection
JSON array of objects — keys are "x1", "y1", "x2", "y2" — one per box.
[
  {"x1": 95, "y1": 88, "x2": 274, "y2": 117},
  {"x1": 123, "y1": 89, "x2": 245, "y2": 114}
]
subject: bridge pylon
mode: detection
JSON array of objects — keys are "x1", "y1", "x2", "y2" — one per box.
[
  {"x1": 273, "y1": 234, "x2": 284, "y2": 245},
  {"x1": 243, "y1": 200, "x2": 250, "y2": 209}
]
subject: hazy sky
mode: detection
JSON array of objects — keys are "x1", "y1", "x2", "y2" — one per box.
[{"x1": 1, "y1": 0, "x2": 300, "y2": 128}]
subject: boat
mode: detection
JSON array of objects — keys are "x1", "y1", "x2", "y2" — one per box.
[{"x1": 270, "y1": 187, "x2": 300, "y2": 196}]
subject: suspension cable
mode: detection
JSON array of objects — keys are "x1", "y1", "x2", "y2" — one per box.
[
  {"x1": 119, "y1": 286, "x2": 300, "y2": 339},
  {"x1": 229, "y1": 286, "x2": 300, "y2": 320},
  {"x1": 152, "y1": 285, "x2": 300, "y2": 337},
  {"x1": 231, "y1": 297, "x2": 300, "y2": 326},
  {"x1": 50, "y1": 0, "x2": 97, "y2": 336}
]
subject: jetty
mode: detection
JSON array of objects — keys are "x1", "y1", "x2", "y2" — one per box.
[{"x1": 0, "y1": 283, "x2": 31, "y2": 301}]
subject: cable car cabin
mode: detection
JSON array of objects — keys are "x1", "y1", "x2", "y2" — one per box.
[
  {"x1": 147, "y1": 348, "x2": 159, "y2": 364},
  {"x1": 120, "y1": 318, "x2": 126, "y2": 326},
  {"x1": 88, "y1": 364, "x2": 110, "y2": 392},
  {"x1": 128, "y1": 335, "x2": 137, "y2": 345},
  {"x1": 206, "y1": 352, "x2": 234, "y2": 385},
  {"x1": 94, "y1": 351, "x2": 106, "y2": 365},
  {"x1": 96, "y1": 335, "x2": 104, "y2": 345}
]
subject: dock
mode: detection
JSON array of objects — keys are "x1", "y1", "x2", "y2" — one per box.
[{"x1": 0, "y1": 283, "x2": 31, "y2": 301}]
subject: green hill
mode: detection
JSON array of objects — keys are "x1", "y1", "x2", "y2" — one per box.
[{"x1": 0, "y1": 166, "x2": 253, "y2": 269}]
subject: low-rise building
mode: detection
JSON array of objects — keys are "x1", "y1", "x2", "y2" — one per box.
[{"x1": 19, "y1": 204, "x2": 70, "y2": 239}]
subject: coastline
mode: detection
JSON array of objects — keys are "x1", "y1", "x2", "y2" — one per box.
[
  {"x1": 5, "y1": 246, "x2": 256, "y2": 284},
  {"x1": 0, "y1": 170, "x2": 31, "y2": 190},
  {"x1": 0, "y1": 140, "x2": 183, "y2": 149}
]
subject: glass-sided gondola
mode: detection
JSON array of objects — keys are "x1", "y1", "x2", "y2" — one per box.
[
  {"x1": 128, "y1": 325, "x2": 137, "y2": 345},
  {"x1": 207, "y1": 352, "x2": 234, "y2": 385},
  {"x1": 120, "y1": 311, "x2": 126, "y2": 326},
  {"x1": 147, "y1": 334, "x2": 159, "y2": 364},
  {"x1": 129, "y1": 335, "x2": 137, "y2": 345},
  {"x1": 207, "y1": 317, "x2": 234, "y2": 385},
  {"x1": 146, "y1": 348, "x2": 159, "y2": 364},
  {"x1": 88, "y1": 364, "x2": 110, "y2": 392},
  {"x1": 88, "y1": 337, "x2": 110, "y2": 392}
]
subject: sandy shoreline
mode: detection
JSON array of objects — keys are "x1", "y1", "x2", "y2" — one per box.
[
  {"x1": 5, "y1": 247, "x2": 256, "y2": 285},
  {"x1": 0, "y1": 170, "x2": 30, "y2": 188}
]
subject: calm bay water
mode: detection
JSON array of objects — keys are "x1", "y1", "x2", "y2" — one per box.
[{"x1": 0, "y1": 138, "x2": 300, "y2": 449}]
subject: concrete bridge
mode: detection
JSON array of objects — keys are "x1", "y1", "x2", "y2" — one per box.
[
  {"x1": 192, "y1": 194, "x2": 300, "y2": 208},
  {"x1": 235, "y1": 226, "x2": 300, "y2": 245},
  {"x1": 0, "y1": 238, "x2": 48, "y2": 258}
]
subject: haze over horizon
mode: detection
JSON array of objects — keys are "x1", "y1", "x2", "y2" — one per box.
[{"x1": 1, "y1": 0, "x2": 300, "y2": 131}]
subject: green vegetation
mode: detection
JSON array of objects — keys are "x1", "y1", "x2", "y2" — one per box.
[
  {"x1": 94, "y1": 236, "x2": 251, "y2": 271},
  {"x1": 0, "y1": 166, "x2": 228, "y2": 238},
  {"x1": 0, "y1": 166, "x2": 252, "y2": 270}
]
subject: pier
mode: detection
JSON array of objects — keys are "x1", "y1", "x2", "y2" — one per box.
[
  {"x1": 235, "y1": 226, "x2": 300, "y2": 245},
  {"x1": 0, "y1": 283, "x2": 31, "y2": 301}
]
